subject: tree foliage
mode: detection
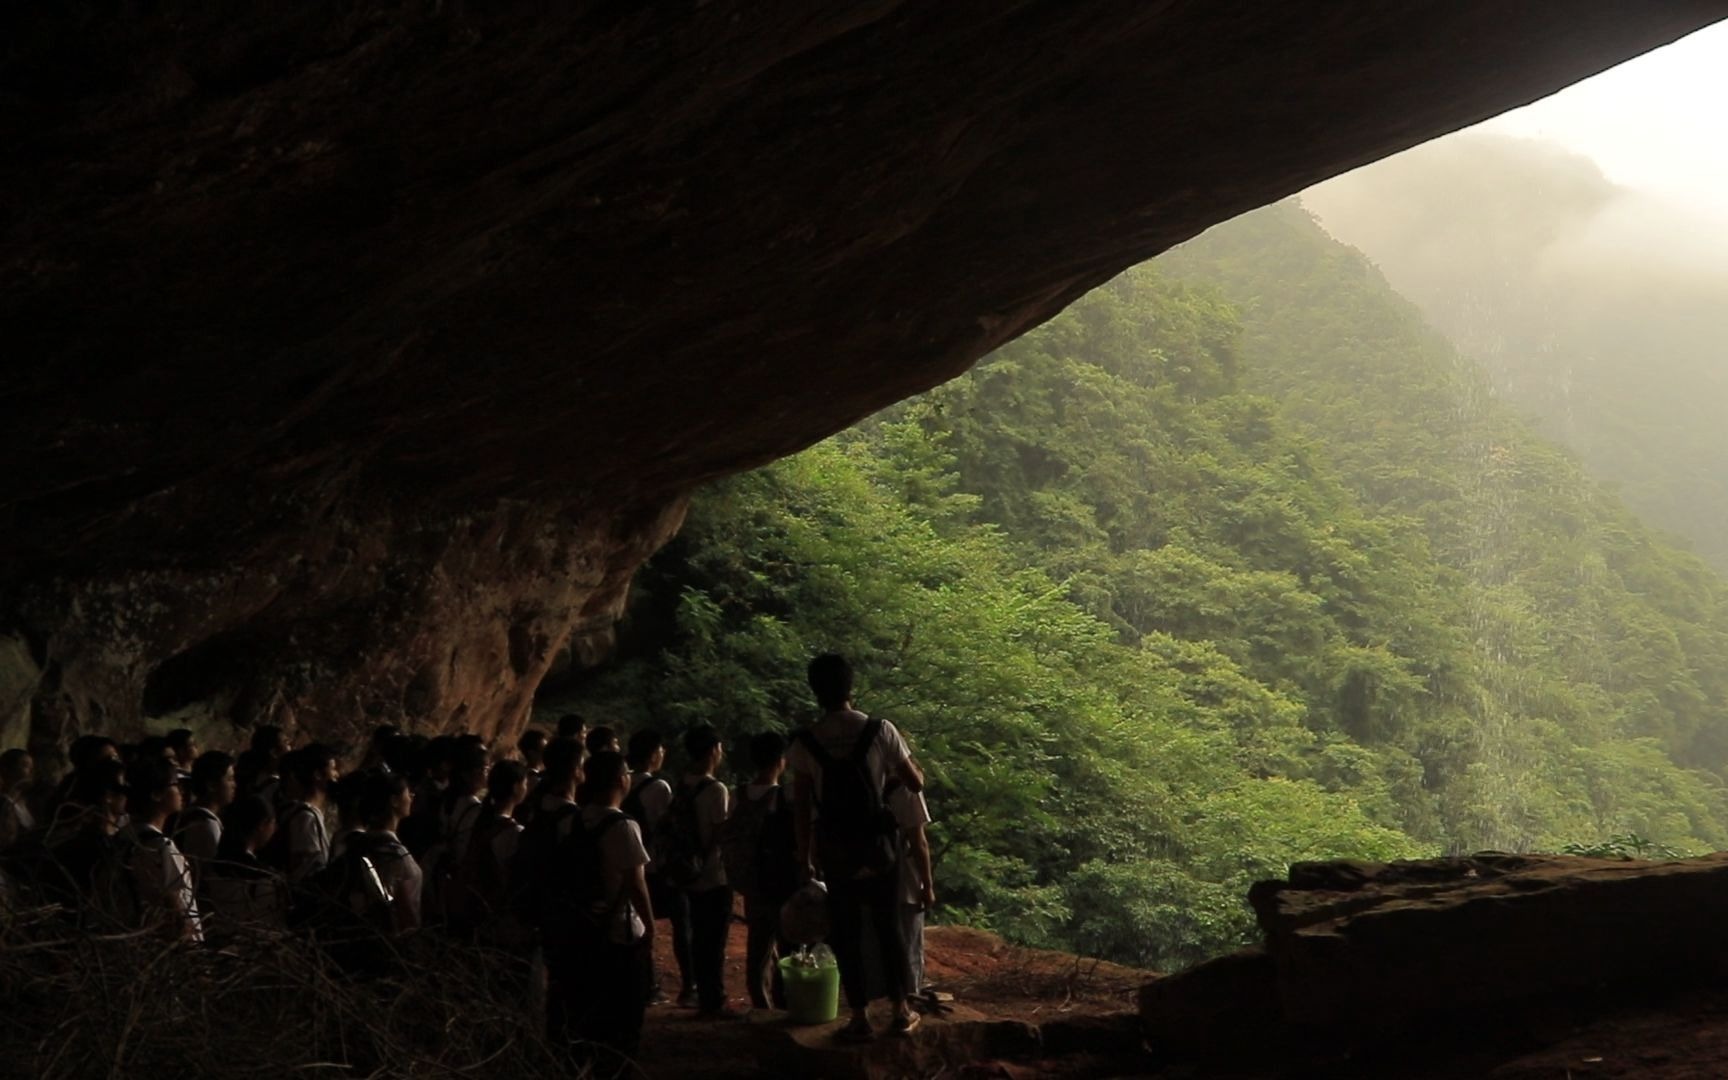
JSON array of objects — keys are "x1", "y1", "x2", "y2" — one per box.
[{"x1": 546, "y1": 201, "x2": 1728, "y2": 970}]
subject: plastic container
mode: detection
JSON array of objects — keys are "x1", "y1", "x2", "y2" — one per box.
[{"x1": 778, "y1": 954, "x2": 840, "y2": 1024}]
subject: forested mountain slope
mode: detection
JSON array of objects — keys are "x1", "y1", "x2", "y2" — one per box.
[
  {"x1": 545, "y1": 202, "x2": 1728, "y2": 971},
  {"x1": 1302, "y1": 135, "x2": 1728, "y2": 571}
]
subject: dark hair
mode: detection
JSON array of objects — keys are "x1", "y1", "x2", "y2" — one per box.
[
  {"x1": 72, "y1": 759, "x2": 127, "y2": 808},
  {"x1": 557, "y1": 714, "x2": 586, "y2": 739},
  {"x1": 581, "y1": 751, "x2": 629, "y2": 804},
  {"x1": 249, "y1": 725, "x2": 285, "y2": 755},
  {"x1": 452, "y1": 742, "x2": 489, "y2": 780},
  {"x1": 486, "y1": 760, "x2": 528, "y2": 805},
  {"x1": 626, "y1": 730, "x2": 663, "y2": 771},
  {"x1": 683, "y1": 725, "x2": 722, "y2": 761},
  {"x1": 585, "y1": 726, "x2": 617, "y2": 756},
  {"x1": 749, "y1": 731, "x2": 788, "y2": 772},
  {"x1": 188, "y1": 751, "x2": 235, "y2": 802},
  {"x1": 0, "y1": 748, "x2": 30, "y2": 782},
  {"x1": 543, "y1": 737, "x2": 585, "y2": 785},
  {"x1": 219, "y1": 796, "x2": 274, "y2": 857},
  {"x1": 68, "y1": 734, "x2": 107, "y2": 769},
  {"x1": 138, "y1": 735, "x2": 171, "y2": 762},
  {"x1": 359, "y1": 772, "x2": 412, "y2": 829},
  {"x1": 517, "y1": 729, "x2": 547, "y2": 760},
  {"x1": 166, "y1": 728, "x2": 195, "y2": 753},
  {"x1": 287, "y1": 743, "x2": 336, "y2": 790},
  {"x1": 125, "y1": 756, "x2": 178, "y2": 817},
  {"x1": 807, "y1": 653, "x2": 854, "y2": 710},
  {"x1": 331, "y1": 771, "x2": 369, "y2": 825}
]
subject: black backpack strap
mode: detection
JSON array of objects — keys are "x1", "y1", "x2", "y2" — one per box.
[{"x1": 796, "y1": 728, "x2": 836, "y2": 770}]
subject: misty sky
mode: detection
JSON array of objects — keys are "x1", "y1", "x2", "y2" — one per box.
[{"x1": 1479, "y1": 19, "x2": 1728, "y2": 224}]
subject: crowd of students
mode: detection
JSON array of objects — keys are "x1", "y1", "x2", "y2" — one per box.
[{"x1": 0, "y1": 653, "x2": 937, "y2": 1054}]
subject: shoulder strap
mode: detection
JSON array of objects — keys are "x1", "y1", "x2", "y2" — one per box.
[
  {"x1": 587, "y1": 808, "x2": 629, "y2": 839},
  {"x1": 796, "y1": 728, "x2": 837, "y2": 769}
]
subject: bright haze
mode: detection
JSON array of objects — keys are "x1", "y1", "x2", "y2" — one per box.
[{"x1": 1299, "y1": 20, "x2": 1728, "y2": 571}]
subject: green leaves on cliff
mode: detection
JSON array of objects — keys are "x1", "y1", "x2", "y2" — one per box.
[{"x1": 553, "y1": 201, "x2": 1728, "y2": 970}]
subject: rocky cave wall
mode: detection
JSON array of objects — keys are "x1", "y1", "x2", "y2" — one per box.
[{"x1": 4, "y1": 2, "x2": 1725, "y2": 758}]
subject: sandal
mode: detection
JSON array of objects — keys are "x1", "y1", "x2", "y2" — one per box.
[{"x1": 891, "y1": 1011, "x2": 921, "y2": 1035}]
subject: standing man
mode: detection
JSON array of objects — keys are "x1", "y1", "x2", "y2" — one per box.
[
  {"x1": 788, "y1": 653, "x2": 926, "y2": 1040},
  {"x1": 887, "y1": 776, "x2": 936, "y2": 996},
  {"x1": 673, "y1": 725, "x2": 734, "y2": 1016}
]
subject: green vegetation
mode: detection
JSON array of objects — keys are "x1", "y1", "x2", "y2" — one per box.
[{"x1": 547, "y1": 201, "x2": 1728, "y2": 971}]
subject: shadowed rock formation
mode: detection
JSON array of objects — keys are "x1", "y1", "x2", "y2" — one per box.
[{"x1": 3, "y1": 3, "x2": 1725, "y2": 752}]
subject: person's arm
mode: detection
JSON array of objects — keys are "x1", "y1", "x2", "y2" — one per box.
[
  {"x1": 907, "y1": 823, "x2": 935, "y2": 909},
  {"x1": 883, "y1": 724, "x2": 925, "y2": 793},
  {"x1": 626, "y1": 863, "x2": 654, "y2": 937},
  {"x1": 393, "y1": 859, "x2": 422, "y2": 932},
  {"x1": 789, "y1": 758, "x2": 816, "y2": 881},
  {"x1": 286, "y1": 810, "x2": 327, "y2": 883}
]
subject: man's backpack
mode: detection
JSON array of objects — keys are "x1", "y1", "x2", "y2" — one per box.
[
  {"x1": 652, "y1": 777, "x2": 719, "y2": 891},
  {"x1": 541, "y1": 809, "x2": 631, "y2": 947},
  {"x1": 446, "y1": 815, "x2": 514, "y2": 934},
  {"x1": 293, "y1": 832, "x2": 395, "y2": 936},
  {"x1": 507, "y1": 800, "x2": 580, "y2": 927},
  {"x1": 719, "y1": 785, "x2": 796, "y2": 900},
  {"x1": 799, "y1": 718, "x2": 898, "y2": 881},
  {"x1": 259, "y1": 803, "x2": 317, "y2": 875},
  {"x1": 88, "y1": 830, "x2": 146, "y2": 931}
]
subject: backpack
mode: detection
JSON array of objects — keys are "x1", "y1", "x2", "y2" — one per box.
[
  {"x1": 260, "y1": 803, "x2": 318, "y2": 875},
  {"x1": 621, "y1": 773, "x2": 658, "y2": 836},
  {"x1": 541, "y1": 809, "x2": 631, "y2": 947},
  {"x1": 507, "y1": 799, "x2": 580, "y2": 927},
  {"x1": 446, "y1": 813, "x2": 516, "y2": 934},
  {"x1": 294, "y1": 832, "x2": 396, "y2": 936},
  {"x1": 798, "y1": 718, "x2": 898, "y2": 881},
  {"x1": 421, "y1": 798, "x2": 482, "y2": 927},
  {"x1": 652, "y1": 777, "x2": 719, "y2": 891},
  {"x1": 719, "y1": 785, "x2": 797, "y2": 900},
  {"x1": 89, "y1": 830, "x2": 146, "y2": 931}
]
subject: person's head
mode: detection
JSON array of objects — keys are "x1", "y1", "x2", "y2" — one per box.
[
  {"x1": 749, "y1": 731, "x2": 788, "y2": 780},
  {"x1": 138, "y1": 735, "x2": 173, "y2": 765},
  {"x1": 684, "y1": 725, "x2": 723, "y2": 773},
  {"x1": 221, "y1": 795, "x2": 276, "y2": 855},
  {"x1": 807, "y1": 653, "x2": 854, "y2": 711},
  {"x1": 487, "y1": 760, "x2": 530, "y2": 813},
  {"x1": 288, "y1": 743, "x2": 339, "y2": 800},
  {"x1": 250, "y1": 725, "x2": 289, "y2": 764},
  {"x1": 0, "y1": 748, "x2": 33, "y2": 792},
  {"x1": 581, "y1": 751, "x2": 630, "y2": 807},
  {"x1": 360, "y1": 772, "x2": 413, "y2": 830},
  {"x1": 626, "y1": 730, "x2": 664, "y2": 773},
  {"x1": 331, "y1": 771, "x2": 369, "y2": 829},
  {"x1": 449, "y1": 742, "x2": 490, "y2": 796},
  {"x1": 125, "y1": 756, "x2": 182, "y2": 822},
  {"x1": 380, "y1": 733, "x2": 416, "y2": 778},
  {"x1": 72, "y1": 758, "x2": 128, "y2": 821},
  {"x1": 166, "y1": 728, "x2": 198, "y2": 767},
  {"x1": 188, "y1": 751, "x2": 237, "y2": 810},
  {"x1": 542, "y1": 736, "x2": 586, "y2": 797},
  {"x1": 517, "y1": 729, "x2": 547, "y2": 768},
  {"x1": 585, "y1": 725, "x2": 619, "y2": 757},
  {"x1": 423, "y1": 735, "x2": 459, "y2": 783},
  {"x1": 557, "y1": 713, "x2": 586, "y2": 741}
]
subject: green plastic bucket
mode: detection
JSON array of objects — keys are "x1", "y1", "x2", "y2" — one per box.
[{"x1": 778, "y1": 956, "x2": 840, "y2": 1024}]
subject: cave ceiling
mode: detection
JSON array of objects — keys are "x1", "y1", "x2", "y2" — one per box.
[{"x1": 3, "y1": 2, "x2": 1724, "y2": 745}]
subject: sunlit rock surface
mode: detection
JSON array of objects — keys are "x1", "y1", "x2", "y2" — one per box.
[
  {"x1": 1143, "y1": 854, "x2": 1728, "y2": 1059},
  {"x1": 3, "y1": 3, "x2": 1724, "y2": 750}
]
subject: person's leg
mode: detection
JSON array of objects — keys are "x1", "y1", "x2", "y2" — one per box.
[
  {"x1": 901, "y1": 902, "x2": 926, "y2": 995},
  {"x1": 667, "y1": 886, "x2": 696, "y2": 1003},
  {"x1": 864, "y1": 876, "x2": 910, "y2": 1008},
  {"x1": 542, "y1": 943, "x2": 578, "y2": 1049},
  {"x1": 826, "y1": 877, "x2": 869, "y2": 1016},
  {"x1": 743, "y1": 891, "x2": 774, "y2": 1009},
  {"x1": 691, "y1": 884, "x2": 732, "y2": 1012}
]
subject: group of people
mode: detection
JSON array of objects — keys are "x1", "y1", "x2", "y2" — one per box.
[{"x1": 0, "y1": 654, "x2": 938, "y2": 1053}]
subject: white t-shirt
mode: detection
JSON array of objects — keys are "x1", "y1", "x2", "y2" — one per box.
[
  {"x1": 580, "y1": 805, "x2": 650, "y2": 944},
  {"x1": 786, "y1": 711, "x2": 913, "y2": 804},
  {"x1": 442, "y1": 794, "x2": 484, "y2": 861},
  {"x1": 676, "y1": 776, "x2": 729, "y2": 891},
  {"x1": 130, "y1": 824, "x2": 204, "y2": 942},
  {"x1": 176, "y1": 806, "x2": 222, "y2": 865},
  {"x1": 889, "y1": 786, "x2": 932, "y2": 906},
  {"x1": 628, "y1": 773, "x2": 674, "y2": 826},
  {"x1": 284, "y1": 802, "x2": 330, "y2": 884}
]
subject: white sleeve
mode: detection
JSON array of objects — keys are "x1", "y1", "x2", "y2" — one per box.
[
  {"x1": 641, "y1": 779, "x2": 674, "y2": 825},
  {"x1": 892, "y1": 789, "x2": 931, "y2": 831},
  {"x1": 606, "y1": 819, "x2": 651, "y2": 872},
  {"x1": 878, "y1": 721, "x2": 912, "y2": 769}
]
